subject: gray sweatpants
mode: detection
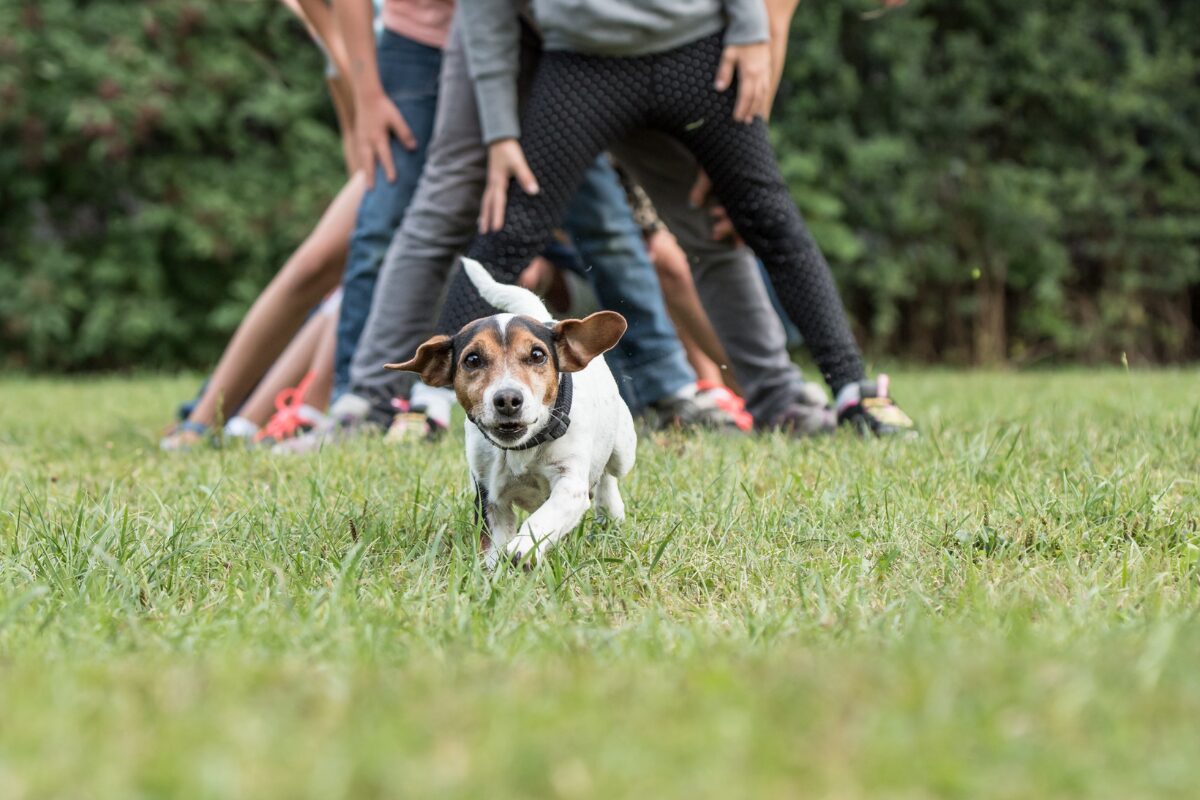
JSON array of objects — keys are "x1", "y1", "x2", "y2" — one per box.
[{"x1": 349, "y1": 17, "x2": 811, "y2": 425}]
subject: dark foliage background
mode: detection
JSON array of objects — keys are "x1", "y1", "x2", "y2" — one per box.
[{"x1": 2, "y1": 0, "x2": 1198, "y2": 370}]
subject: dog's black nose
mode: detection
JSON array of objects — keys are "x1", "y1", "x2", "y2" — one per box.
[{"x1": 493, "y1": 389, "x2": 524, "y2": 417}]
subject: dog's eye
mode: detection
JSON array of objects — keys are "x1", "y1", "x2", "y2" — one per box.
[
  {"x1": 463, "y1": 352, "x2": 484, "y2": 370},
  {"x1": 529, "y1": 346, "x2": 547, "y2": 365}
]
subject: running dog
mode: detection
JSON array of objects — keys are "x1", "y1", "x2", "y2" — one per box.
[{"x1": 387, "y1": 259, "x2": 636, "y2": 567}]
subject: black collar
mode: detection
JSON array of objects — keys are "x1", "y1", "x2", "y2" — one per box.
[{"x1": 471, "y1": 373, "x2": 572, "y2": 451}]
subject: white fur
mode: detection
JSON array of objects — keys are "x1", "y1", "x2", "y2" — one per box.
[
  {"x1": 460, "y1": 261, "x2": 637, "y2": 567},
  {"x1": 461, "y1": 258, "x2": 552, "y2": 323}
]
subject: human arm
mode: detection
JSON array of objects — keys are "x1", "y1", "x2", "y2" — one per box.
[
  {"x1": 458, "y1": 0, "x2": 537, "y2": 232},
  {"x1": 764, "y1": 0, "x2": 801, "y2": 116},
  {"x1": 334, "y1": 0, "x2": 417, "y2": 186},
  {"x1": 458, "y1": 0, "x2": 523, "y2": 145},
  {"x1": 295, "y1": 0, "x2": 352, "y2": 81},
  {"x1": 717, "y1": 0, "x2": 771, "y2": 123}
]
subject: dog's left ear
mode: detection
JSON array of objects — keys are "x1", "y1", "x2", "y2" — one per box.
[
  {"x1": 384, "y1": 335, "x2": 455, "y2": 387},
  {"x1": 553, "y1": 311, "x2": 627, "y2": 372}
]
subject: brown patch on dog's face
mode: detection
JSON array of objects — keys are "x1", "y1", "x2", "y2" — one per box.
[
  {"x1": 450, "y1": 318, "x2": 509, "y2": 421},
  {"x1": 503, "y1": 319, "x2": 560, "y2": 407}
]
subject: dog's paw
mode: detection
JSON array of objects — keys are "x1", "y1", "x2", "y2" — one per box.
[
  {"x1": 504, "y1": 534, "x2": 537, "y2": 567},
  {"x1": 483, "y1": 545, "x2": 501, "y2": 571},
  {"x1": 594, "y1": 505, "x2": 625, "y2": 527}
]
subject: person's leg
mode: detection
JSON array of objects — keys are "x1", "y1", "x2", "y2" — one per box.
[
  {"x1": 652, "y1": 35, "x2": 868, "y2": 395},
  {"x1": 305, "y1": 312, "x2": 337, "y2": 411},
  {"x1": 333, "y1": 30, "x2": 442, "y2": 398},
  {"x1": 612, "y1": 134, "x2": 818, "y2": 425},
  {"x1": 643, "y1": 226, "x2": 742, "y2": 395},
  {"x1": 184, "y1": 174, "x2": 363, "y2": 428},
  {"x1": 434, "y1": 51, "x2": 650, "y2": 336},
  {"x1": 650, "y1": 36, "x2": 914, "y2": 435},
  {"x1": 237, "y1": 307, "x2": 332, "y2": 426},
  {"x1": 347, "y1": 16, "x2": 544, "y2": 414},
  {"x1": 654, "y1": 34, "x2": 866, "y2": 395},
  {"x1": 561, "y1": 156, "x2": 695, "y2": 412}
]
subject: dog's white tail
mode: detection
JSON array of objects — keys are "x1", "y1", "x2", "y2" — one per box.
[{"x1": 461, "y1": 257, "x2": 553, "y2": 323}]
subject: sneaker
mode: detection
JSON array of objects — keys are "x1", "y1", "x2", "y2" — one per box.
[
  {"x1": 255, "y1": 371, "x2": 328, "y2": 445},
  {"x1": 649, "y1": 382, "x2": 744, "y2": 431},
  {"x1": 769, "y1": 402, "x2": 837, "y2": 436},
  {"x1": 836, "y1": 375, "x2": 917, "y2": 437},
  {"x1": 224, "y1": 416, "x2": 261, "y2": 441},
  {"x1": 694, "y1": 380, "x2": 753, "y2": 432},
  {"x1": 159, "y1": 420, "x2": 212, "y2": 452},
  {"x1": 385, "y1": 402, "x2": 448, "y2": 443},
  {"x1": 271, "y1": 393, "x2": 382, "y2": 454}
]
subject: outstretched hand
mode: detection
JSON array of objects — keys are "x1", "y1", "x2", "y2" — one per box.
[
  {"x1": 715, "y1": 41, "x2": 771, "y2": 123},
  {"x1": 357, "y1": 91, "x2": 416, "y2": 188},
  {"x1": 480, "y1": 139, "x2": 540, "y2": 234}
]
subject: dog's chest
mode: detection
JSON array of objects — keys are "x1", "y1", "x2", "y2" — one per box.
[{"x1": 491, "y1": 456, "x2": 553, "y2": 512}]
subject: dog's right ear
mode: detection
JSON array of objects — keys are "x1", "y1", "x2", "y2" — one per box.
[{"x1": 384, "y1": 335, "x2": 455, "y2": 387}]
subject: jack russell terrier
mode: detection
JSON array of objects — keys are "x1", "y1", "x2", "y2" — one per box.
[{"x1": 387, "y1": 259, "x2": 636, "y2": 567}]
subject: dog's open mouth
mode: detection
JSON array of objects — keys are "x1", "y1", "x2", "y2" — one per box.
[{"x1": 492, "y1": 422, "x2": 528, "y2": 441}]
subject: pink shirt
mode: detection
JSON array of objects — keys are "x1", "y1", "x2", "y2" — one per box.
[{"x1": 382, "y1": 0, "x2": 455, "y2": 49}]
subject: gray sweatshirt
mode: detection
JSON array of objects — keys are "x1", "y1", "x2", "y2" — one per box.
[{"x1": 460, "y1": 0, "x2": 769, "y2": 144}]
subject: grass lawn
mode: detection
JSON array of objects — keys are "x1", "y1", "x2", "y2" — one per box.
[{"x1": 1, "y1": 369, "x2": 1199, "y2": 798}]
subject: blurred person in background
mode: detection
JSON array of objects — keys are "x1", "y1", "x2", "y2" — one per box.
[
  {"x1": 161, "y1": 0, "x2": 370, "y2": 450},
  {"x1": 432, "y1": 0, "x2": 916, "y2": 436}
]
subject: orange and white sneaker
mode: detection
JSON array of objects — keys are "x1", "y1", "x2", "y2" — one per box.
[
  {"x1": 695, "y1": 380, "x2": 754, "y2": 432},
  {"x1": 254, "y1": 371, "x2": 329, "y2": 445}
]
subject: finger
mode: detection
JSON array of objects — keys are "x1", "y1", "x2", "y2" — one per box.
[
  {"x1": 375, "y1": 137, "x2": 396, "y2": 183},
  {"x1": 747, "y1": 82, "x2": 765, "y2": 122},
  {"x1": 359, "y1": 142, "x2": 376, "y2": 189},
  {"x1": 710, "y1": 207, "x2": 733, "y2": 240},
  {"x1": 712, "y1": 216, "x2": 736, "y2": 241},
  {"x1": 490, "y1": 183, "x2": 508, "y2": 232},
  {"x1": 481, "y1": 178, "x2": 501, "y2": 233},
  {"x1": 478, "y1": 189, "x2": 491, "y2": 234},
  {"x1": 388, "y1": 108, "x2": 417, "y2": 151},
  {"x1": 714, "y1": 50, "x2": 736, "y2": 92},
  {"x1": 688, "y1": 171, "x2": 712, "y2": 208},
  {"x1": 734, "y1": 80, "x2": 750, "y2": 122},
  {"x1": 758, "y1": 83, "x2": 773, "y2": 119},
  {"x1": 513, "y1": 155, "x2": 540, "y2": 196},
  {"x1": 744, "y1": 77, "x2": 763, "y2": 121}
]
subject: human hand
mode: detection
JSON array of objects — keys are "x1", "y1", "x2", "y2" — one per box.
[
  {"x1": 687, "y1": 170, "x2": 740, "y2": 244},
  {"x1": 715, "y1": 41, "x2": 771, "y2": 123},
  {"x1": 480, "y1": 138, "x2": 540, "y2": 233},
  {"x1": 356, "y1": 90, "x2": 416, "y2": 188}
]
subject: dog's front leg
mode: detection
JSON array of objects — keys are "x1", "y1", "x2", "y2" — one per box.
[
  {"x1": 484, "y1": 501, "x2": 518, "y2": 570},
  {"x1": 505, "y1": 476, "x2": 591, "y2": 565}
]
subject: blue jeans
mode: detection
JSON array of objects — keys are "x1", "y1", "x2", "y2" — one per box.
[
  {"x1": 334, "y1": 30, "x2": 441, "y2": 398},
  {"x1": 556, "y1": 157, "x2": 695, "y2": 411}
]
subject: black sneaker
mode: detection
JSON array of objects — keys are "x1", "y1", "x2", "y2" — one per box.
[
  {"x1": 836, "y1": 375, "x2": 917, "y2": 437},
  {"x1": 768, "y1": 402, "x2": 837, "y2": 437}
]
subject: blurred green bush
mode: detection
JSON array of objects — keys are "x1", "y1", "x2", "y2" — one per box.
[
  {"x1": 775, "y1": 0, "x2": 1200, "y2": 364},
  {"x1": 1, "y1": 0, "x2": 1197, "y2": 370},
  {"x1": 0, "y1": 1, "x2": 342, "y2": 370}
]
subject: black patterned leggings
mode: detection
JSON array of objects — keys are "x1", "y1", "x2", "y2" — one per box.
[{"x1": 436, "y1": 32, "x2": 866, "y2": 393}]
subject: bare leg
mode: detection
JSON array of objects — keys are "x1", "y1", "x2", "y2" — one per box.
[
  {"x1": 647, "y1": 228, "x2": 743, "y2": 395},
  {"x1": 304, "y1": 313, "x2": 337, "y2": 411},
  {"x1": 237, "y1": 311, "x2": 331, "y2": 426},
  {"x1": 186, "y1": 174, "x2": 365, "y2": 427}
]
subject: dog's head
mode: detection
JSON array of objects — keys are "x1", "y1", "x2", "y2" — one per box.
[{"x1": 386, "y1": 312, "x2": 627, "y2": 447}]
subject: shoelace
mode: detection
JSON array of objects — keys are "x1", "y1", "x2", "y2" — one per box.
[
  {"x1": 255, "y1": 370, "x2": 319, "y2": 443},
  {"x1": 695, "y1": 380, "x2": 754, "y2": 431}
]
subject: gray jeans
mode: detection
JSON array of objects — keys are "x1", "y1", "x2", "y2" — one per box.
[{"x1": 350, "y1": 17, "x2": 811, "y2": 425}]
